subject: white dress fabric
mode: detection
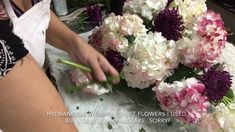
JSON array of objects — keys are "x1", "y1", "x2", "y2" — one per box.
[{"x1": 2, "y1": 0, "x2": 51, "y2": 67}]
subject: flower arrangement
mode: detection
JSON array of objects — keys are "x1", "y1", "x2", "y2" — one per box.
[{"x1": 62, "y1": 0, "x2": 235, "y2": 131}]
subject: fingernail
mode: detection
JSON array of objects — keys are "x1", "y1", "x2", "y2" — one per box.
[
  {"x1": 99, "y1": 75, "x2": 106, "y2": 82},
  {"x1": 112, "y1": 77, "x2": 119, "y2": 84},
  {"x1": 88, "y1": 76, "x2": 93, "y2": 81}
]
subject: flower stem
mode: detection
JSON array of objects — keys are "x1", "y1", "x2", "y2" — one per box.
[
  {"x1": 58, "y1": 59, "x2": 121, "y2": 92},
  {"x1": 57, "y1": 59, "x2": 92, "y2": 73}
]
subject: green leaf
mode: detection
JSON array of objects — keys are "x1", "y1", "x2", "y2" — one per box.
[
  {"x1": 65, "y1": 83, "x2": 94, "y2": 93},
  {"x1": 112, "y1": 80, "x2": 161, "y2": 109},
  {"x1": 167, "y1": 121, "x2": 173, "y2": 126},
  {"x1": 139, "y1": 127, "x2": 146, "y2": 132},
  {"x1": 107, "y1": 122, "x2": 113, "y2": 129},
  {"x1": 226, "y1": 88, "x2": 235, "y2": 100},
  {"x1": 165, "y1": 63, "x2": 200, "y2": 83},
  {"x1": 125, "y1": 35, "x2": 135, "y2": 44},
  {"x1": 212, "y1": 62, "x2": 225, "y2": 71},
  {"x1": 141, "y1": 16, "x2": 153, "y2": 30}
]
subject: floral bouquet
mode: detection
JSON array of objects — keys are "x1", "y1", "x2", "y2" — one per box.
[{"x1": 59, "y1": 0, "x2": 235, "y2": 131}]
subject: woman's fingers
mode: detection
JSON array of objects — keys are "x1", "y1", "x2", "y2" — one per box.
[
  {"x1": 98, "y1": 55, "x2": 119, "y2": 84},
  {"x1": 84, "y1": 73, "x2": 93, "y2": 81},
  {"x1": 71, "y1": 56, "x2": 94, "y2": 81},
  {"x1": 88, "y1": 58, "x2": 106, "y2": 82}
]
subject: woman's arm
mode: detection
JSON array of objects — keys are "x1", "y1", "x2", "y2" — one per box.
[
  {"x1": 0, "y1": 1, "x2": 8, "y2": 20},
  {"x1": 0, "y1": 2, "x2": 77, "y2": 131},
  {"x1": 46, "y1": 11, "x2": 77, "y2": 52},
  {"x1": 0, "y1": 55, "x2": 78, "y2": 132},
  {"x1": 46, "y1": 11, "x2": 119, "y2": 82}
]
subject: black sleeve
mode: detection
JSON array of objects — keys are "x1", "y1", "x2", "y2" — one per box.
[{"x1": 0, "y1": 19, "x2": 28, "y2": 79}]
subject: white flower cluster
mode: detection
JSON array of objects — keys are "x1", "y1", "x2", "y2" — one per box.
[
  {"x1": 123, "y1": 32, "x2": 178, "y2": 89},
  {"x1": 156, "y1": 77, "x2": 199, "y2": 94},
  {"x1": 177, "y1": 34, "x2": 202, "y2": 64},
  {"x1": 214, "y1": 103, "x2": 235, "y2": 132},
  {"x1": 123, "y1": 0, "x2": 168, "y2": 20},
  {"x1": 171, "y1": 0, "x2": 207, "y2": 27},
  {"x1": 101, "y1": 13, "x2": 147, "y2": 52}
]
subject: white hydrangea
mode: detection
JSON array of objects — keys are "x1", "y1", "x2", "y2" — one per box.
[
  {"x1": 176, "y1": 34, "x2": 202, "y2": 64},
  {"x1": 123, "y1": 0, "x2": 168, "y2": 20},
  {"x1": 101, "y1": 32, "x2": 129, "y2": 53},
  {"x1": 100, "y1": 13, "x2": 147, "y2": 52},
  {"x1": 123, "y1": 32, "x2": 178, "y2": 89},
  {"x1": 155, "y1": 77, "x2": 199, "y2": 94},
  {"x1": 103, "y1": 13, "x2": 147, "y2": 36},
  {"x1": 171, "y1": 0, "x2": 207, "y2": 27},
  {"x1": 214, "y1": 103, "x2": 235, "y2": 132}
]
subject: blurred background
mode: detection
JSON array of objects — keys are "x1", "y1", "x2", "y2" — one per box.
[
  {"x1": 51, "y1": 0, "x2": 235, "y2": 44},
  {"x1": 207, "y1": 0, "x2": 235, "y2": 44}
]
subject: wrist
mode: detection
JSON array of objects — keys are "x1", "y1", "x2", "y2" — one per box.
[
  {"x1": 65, "y1": 33, "x2": 86, "y2": 54},
  {"x1": 64, "y1": 32, "x2": 79, "y2": 52}
]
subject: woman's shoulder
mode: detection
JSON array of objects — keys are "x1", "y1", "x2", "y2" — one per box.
[{"x1": 0, "y1": 1, "x2": 9, "y2": 20}]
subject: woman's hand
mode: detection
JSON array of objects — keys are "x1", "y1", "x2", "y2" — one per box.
[
  {"x1": 46, "y1": 11, "x2": 119, "y2": 83},
  {"x1": 66, "y1": 36, "x2": 119, "y2": 83}
]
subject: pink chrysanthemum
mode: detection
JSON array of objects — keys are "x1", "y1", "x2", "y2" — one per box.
[{"x1": 156, "y1": 78, "x2": 210, "y2": 124}]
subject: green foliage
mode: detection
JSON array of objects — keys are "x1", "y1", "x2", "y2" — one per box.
[
  {"x1": 107, "y1": 122, "x2": 113, "y2": 129},
  {"x1": 220, "y1": 89, "x2": 235, "y2": 106},
  {"x1": 141, "y1": 16, "x2": 153, "y2": 30},
  {"x1": 65, "y1": 12, "x2": 93, "y2": 33},
  {"x1": 65, "y1": 0, "x2": 110, "y2": 33},
  {"x1": 112, "y1": 80, "x2": 161, "y2": 109},
  {"x1": 139, "y1": 127, "x2": 146, "y2": 132},
  {"x1": 165, "y1": 63, "x2": 201, "y2": 83},
  {"x1": 125, "y1": 35, "x2": 135, "y2": 44},
  {"x1": 226, "y1": 88, "x2": 235, "y2": 100},
  {"x1": 212, "y1": 62, "x2": 226, "y2": 71}
]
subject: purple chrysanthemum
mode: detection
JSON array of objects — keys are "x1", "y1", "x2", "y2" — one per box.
[
  {"x1": 153, "y1": 8, "x2": 184, "y2": 41},
  {"x1": 87, "y1": 4, "x2": 102, "y2": 26},
  {"x1": 104, "y1": 50, "x2": 125, "y2": 72},
  {"x1": 200, "y1": 68, "x2": 233, "y2": 101}
]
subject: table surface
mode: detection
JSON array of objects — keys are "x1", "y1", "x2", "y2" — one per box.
[{"x1": 45, "y1": 31, "x2": 235, "y2": 132}]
